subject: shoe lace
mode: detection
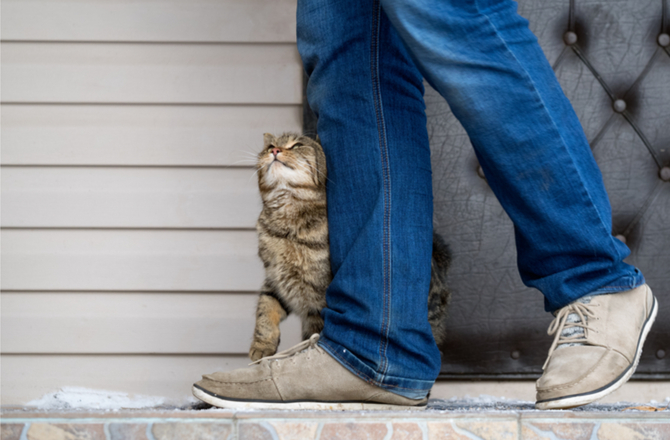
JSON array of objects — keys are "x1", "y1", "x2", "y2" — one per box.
[
  {"x1": 543, "y1": 301, "x2": 597, "y2": 370},
  {"x1": 249, "y1": 333, "x2": 322, "y2": 365}
]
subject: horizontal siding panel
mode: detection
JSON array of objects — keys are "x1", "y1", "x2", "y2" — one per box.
[
  {"x1": 1, "y1": 230, "x2": 264, "y2": 291},
  {"x1": 0, "y1": 354, "x2": 252, "y2": 405},
  {"x1": 1, "y1": 42, "x2": 302, "y2": 104},
  {"x1": 1, "y1": 292, "x2": 302, "y2": 354},
  {"x1": 1, "y1": 0, "x2": 297, "y2": 43},
  {"x1": 2, "y1": 167, "x2": 261, "y2": 228},
  {"x1": 1, "y1": 104, "x2": 302, "y2": 165}
]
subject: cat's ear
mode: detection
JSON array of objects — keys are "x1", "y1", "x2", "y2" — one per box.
[{"x1": 263, "y1": 133, "x2": 275, "y2": 148}]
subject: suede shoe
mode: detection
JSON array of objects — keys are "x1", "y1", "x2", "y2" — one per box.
[
  {"x1": 536, "y1": 284, "x2": 657, "y2": 409},
  {"x1": 192, "y1": 334, "x2": 427, "y2": 410}
]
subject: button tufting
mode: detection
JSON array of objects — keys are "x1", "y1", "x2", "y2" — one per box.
[
  {"x1": 658, "y1": 33, "x2": 670, "y2": 47},
  {"x1": 612, "y1": 99, "x2": 627, "y2": 113},
  {"x1": 477, "y1": 166, "x2": 486, "y2": 179},
  {"x1": 510, "y1": 350, "x2": 520, "y2": 360},
  {"x1": 563, "y1": 31, "x2": 578, "y2": 45},
  {"x1": 658, "y1": 349, "x2": 667, "y2": 360},
  {"x1": 660, "y1": 166, "x2": 670, "y2": 182},
  {"x1": 615, "y1": 234, "x2": 627, "y2": 244}
]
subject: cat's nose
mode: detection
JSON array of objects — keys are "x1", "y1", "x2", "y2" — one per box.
[{"x1": 271, "y1": 148, "x2": 280, "y2": 157}]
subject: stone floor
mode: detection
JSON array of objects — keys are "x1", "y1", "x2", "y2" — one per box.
[{"x1": 2, "y1": 401, "x2": 669, "y2": 440}]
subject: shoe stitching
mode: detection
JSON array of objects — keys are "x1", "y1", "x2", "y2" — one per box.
[
  {"x1": 539, "y1": 349, "x2": 609, "y2": 392},
  {"x1": 539, "y1": 348, "x2": 632, "y2": 393},
  {"x1": 206, "y1": 377, "x2": 275, "y2": 386},
  {"x1": 270, "y1": 367, "x2": 286, "y2": 402},
  {"x1": 610, "y1": 346, "x2": 633, "y2": 364}
]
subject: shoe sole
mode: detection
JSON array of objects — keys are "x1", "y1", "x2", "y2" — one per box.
[
  {"x1": 192, "y1": 384, "x2": 426, "y2": 411},
  {"x1": 535, "y1": 294, "x2": 658, "y2": 410}
]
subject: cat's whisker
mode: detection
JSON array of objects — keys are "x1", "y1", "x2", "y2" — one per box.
[
  {"x1": 232, "y1": 159, "x2": 259, "y2": 165},
  {"x1": 237, "y1": 153, "x2": 261, "y2": 161},
  {"x1": 293, "y1": 160, "x2": 320, "y2": 178},
  {"x1": 248, "y1": 168, "x2": 261, "y2": 181},
  {"x1": 295, "y1": 160, "x2": 333, "y2": 185},
  {"x1": 293, "y1": 161, "x2": 317, "y2": 178}
]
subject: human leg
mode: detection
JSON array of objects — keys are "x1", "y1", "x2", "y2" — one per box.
[
  {"x1": 298, "y1": 0, "x2": 441, "y2": 399},
  {"x1": 379, "y1": 0, "x2": 645, "y2": 311},
  {"x1": 193, "y1": 0, "x2": 442, "y2": 407},
  {"x1": 377, "y1": 0, "x2": 654, "y2": 408}
]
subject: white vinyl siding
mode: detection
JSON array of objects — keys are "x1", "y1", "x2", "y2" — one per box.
[
  {"x1": 2, "y1": 105, "x2": 301, "y2": 166},
  {"x1": 1, "y1": 43, "x2": 302, "y2": 104},
  {"x1": 0, "y1": 0, "x2": 303, "y2": 405},
  {"x1": 1, "y1": 0, "x2": 298, "y2": 43},
  {"x1": 1, "y1": 293, "x2": 302, "y2": 354},
  {"x1": 2, "y1": 168, "x2": 261, "y2": 228}
]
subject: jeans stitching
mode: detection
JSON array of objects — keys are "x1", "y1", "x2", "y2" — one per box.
[{"x1": 371, "y1": 0, "x2": 392, "y2": 379}]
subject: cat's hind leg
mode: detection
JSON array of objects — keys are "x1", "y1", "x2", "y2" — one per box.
[
  {"x1": 301, "y1": 309, "x2": 324, "y2": 340},
  {"x1": 249, "y1": 289, "x2": 290, "y2": 362}
]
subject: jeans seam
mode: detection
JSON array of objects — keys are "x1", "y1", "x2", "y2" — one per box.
[
  {"x1": 371, "y1": 0, "x2": 392, "y2": 378},
  {"x1": 320, "y1": 340, "x2": 427, "y2": 392},
  {"x1": 474, "y1": 0, "x2": 625, "y2": 266}
]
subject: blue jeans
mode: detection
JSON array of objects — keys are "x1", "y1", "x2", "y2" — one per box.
[{"x1": 297, "y1": 0, "x2": 645, "y2": 399}]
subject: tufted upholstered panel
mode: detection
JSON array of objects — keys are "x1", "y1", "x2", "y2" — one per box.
[
  {"x1": 303, "y1": 0, "x2": 669, "y2": 378},
  {"x1": 428, "y1": 0, "x2": 669, "y2": 378}
]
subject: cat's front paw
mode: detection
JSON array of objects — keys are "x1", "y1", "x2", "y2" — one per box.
[{"x1": 249, "y1": 340, "x2": 279, "y2": 362}]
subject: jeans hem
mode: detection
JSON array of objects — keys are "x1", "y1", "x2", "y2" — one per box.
[
  {"x1": 550, "y1": 270, "x2": 647, "y2": 310},
  {"x1": 587, "y1": 272, "x2": 647, "y2": 297},
  {"x1": 543, "y1": 267, "x2": 646, "y2": 312},
  {"x1": 318, "y1": 336, "x2": 433, "y2": 400}
]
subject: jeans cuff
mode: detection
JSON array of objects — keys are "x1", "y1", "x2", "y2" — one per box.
[
  {"x1": 587, "y1": 269, "x2": 646, "y2": 297},
  {"x1": 318, "y1": 335, "x2": 433, "y2": 400}
]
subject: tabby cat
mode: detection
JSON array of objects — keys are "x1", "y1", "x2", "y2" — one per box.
[{"x1": 249, "y1": 133, "x2": 451, "y2": 362}]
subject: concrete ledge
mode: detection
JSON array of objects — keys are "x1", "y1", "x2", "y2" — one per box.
[{"x1": 2, "y1": 402, "x2": 669, "y2": 440}]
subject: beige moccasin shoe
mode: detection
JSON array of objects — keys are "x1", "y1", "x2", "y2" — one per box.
[
  {"x1": 536, "y1": 284, "x2": 657, "y2": 409},
  {"x1": 193, "y1": 334, "x2": 428, "y2": 410}
]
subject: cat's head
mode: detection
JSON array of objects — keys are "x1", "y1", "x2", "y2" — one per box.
[{"x1": 257, "y1": 133, "x2": 327, "y2": 190}]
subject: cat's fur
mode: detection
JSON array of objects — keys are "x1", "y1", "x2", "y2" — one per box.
[{"x1": 250, "y1": 132, "x2": 451, "y2": 361}]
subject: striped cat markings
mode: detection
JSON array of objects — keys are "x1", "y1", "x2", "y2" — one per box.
[{"x1": 250, "y1": 133, "x2": 451, "y2": 362}]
